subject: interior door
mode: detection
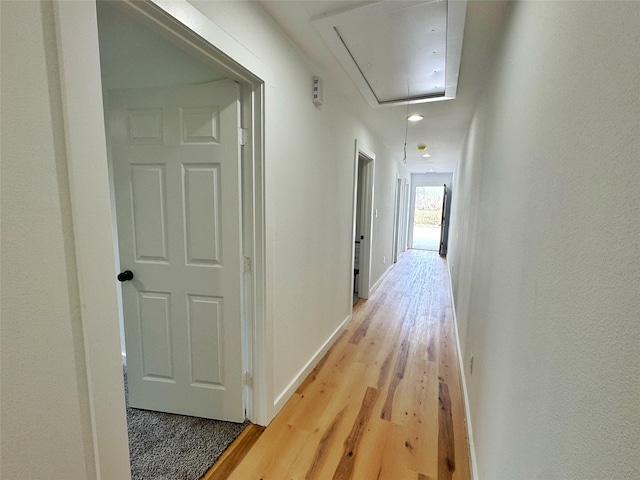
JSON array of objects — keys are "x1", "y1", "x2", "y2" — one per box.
[
  {"x1": 110, "y1": 80, "x2": 244, "y2": 422},
  {"x1": 439, "y1": 184, "x2": 448, "y2": 256}
]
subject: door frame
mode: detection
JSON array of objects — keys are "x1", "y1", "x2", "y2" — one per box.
[
  {"x1": 392, "y1": 176, "x2": 402, "y2": 263},
  {"x1": 402, "y1": 179, "x2": 410, "y2": 252},
  {"x1": 350, "y1": 141, "x2": 375, "y2": 306},
  {"x1": 54, "y1": 1, "x2": 269, "y2": 478}
]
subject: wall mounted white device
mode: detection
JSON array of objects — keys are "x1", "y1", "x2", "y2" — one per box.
[{"x1": 312, "y1": 76, "x2": 323, "y2": 106}]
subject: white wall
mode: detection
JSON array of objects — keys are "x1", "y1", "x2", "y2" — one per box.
[
  {"x1": 448, "y1": 2, "x2": 640, "y2": 478},
  {"x1": 411, "y1": 172, "x2": 453, "y2": 187},
  {"x1": 1, "y1": 3, "x2": 408, "y2": 474},
  {"x1": 96, "y1": 1, "x2": 227, "y2": 90},
  {"x1": 2, "y1": 5, "x2": 409, "y2": 465},
  {"x1": 188, "y1": 1, "x2": 410, "y2": 408},
  {"x1": 0, "y1": 2, "x2": 96, "y2": 478}
]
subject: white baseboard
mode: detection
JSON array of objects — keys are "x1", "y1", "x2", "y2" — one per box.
[
  {"x1": 273, "y1": 313, "x2": 351, "y2": 411},
  {"x1": 369, "y1": 263, "x2": 394, "y2": 297},
  {"x1": 447, "y1": 261, "x2": 479, "y2": 480}
]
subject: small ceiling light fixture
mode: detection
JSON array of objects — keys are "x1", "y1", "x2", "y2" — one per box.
[
  {"x1": 407, "y1": 114, "x2": 424, "y2": 122},
  {"x1": 417, "y1": 144, "x2": 427, "y2": 152},
  {"x1": 422, "y1": 153, "x2": 432, "y2": 158}
]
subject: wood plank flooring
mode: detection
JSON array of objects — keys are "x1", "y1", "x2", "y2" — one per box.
[
  {"x1": 205, "y1": 249, "x2": 470, "y2": 480},
  {"x1": 202, "y1": 424, "x2": 266, "y2": 480}
]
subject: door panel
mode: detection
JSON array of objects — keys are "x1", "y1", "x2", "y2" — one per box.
[
  {"x1": 110, "y1": 79, "x2": 244, "y2": 421},
  {"x1": 187, "y1": 295, "x2": 223, "y2": 386},
  {"x1": 138, "y1": 291, "x2": 173, "y2": 380},
  {"x1": 439, "y1": 184, "x2": 448, "y2": 256},
  {"x1": 183, "y1": 164, "x2": 222, "y2": 265},
  {"x1": 131, "y1": 164, "x2": 169, "y2": 262}
]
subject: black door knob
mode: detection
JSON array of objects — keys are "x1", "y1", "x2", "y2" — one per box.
[{"x1": 117, "y1": 270, "x2": 134, "y2": 282}]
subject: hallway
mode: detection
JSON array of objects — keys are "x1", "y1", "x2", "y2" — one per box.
[{"x1": 213, "y1": 250, "x2": 469, "y2": 479}]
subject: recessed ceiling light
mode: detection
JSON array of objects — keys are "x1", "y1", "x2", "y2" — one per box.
[
  {"x1": 407, "y1": 114, "x2": 424, "y2": 122},
  {"x1": 422, "y1": 153, "x2": 432, "y2": 158}
]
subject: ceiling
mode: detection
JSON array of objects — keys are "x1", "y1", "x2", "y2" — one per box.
[
  {"x1": 97, "y1": 1, "x2": 228, "y2": 90},
  {"x1": 258, "y1": 0, "x2": 511, "y2": 173},
  {"x1": 312, "y1": 0, "x2": 462, "y2": 106}
]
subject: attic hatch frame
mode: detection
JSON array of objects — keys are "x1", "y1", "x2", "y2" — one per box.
[
  {"x1": 54, "y1": 1, "x2": 269, "y2": 478},
  {"x1": 312, "y1": 0, "x2": 468, "y2": 107}
]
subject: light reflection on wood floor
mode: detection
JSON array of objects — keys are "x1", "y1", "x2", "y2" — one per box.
[{"x1": 205, "y1": 249, "x2": 470, "y2": 480}]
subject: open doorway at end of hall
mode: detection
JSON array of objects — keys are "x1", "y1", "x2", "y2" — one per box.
[{"x1": 411, "y1": 185, "x2": 445, "y2": 252}]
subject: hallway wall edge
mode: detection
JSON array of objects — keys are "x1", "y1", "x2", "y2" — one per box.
[
  {"x1": 272, "y1": 314, "x2": 352, "y2": 414},
  {"x1": 447, "y1": 259, "x2": 478, "y2": 480}
]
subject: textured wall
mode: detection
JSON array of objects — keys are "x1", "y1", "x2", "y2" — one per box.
[
  {"x1": 0, "y1": 2, "x2": 95, "y2": 478},
  {"x1": 448, "y1": 2, "x2": 640, "y2": 478},
  {"x1": 188, "y1": 0, "x2": 410, "y2": 407}
]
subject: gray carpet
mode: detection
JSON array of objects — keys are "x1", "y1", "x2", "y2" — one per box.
[{"x1": 124, "y1": 368, "x2": 248, "y2": 480}]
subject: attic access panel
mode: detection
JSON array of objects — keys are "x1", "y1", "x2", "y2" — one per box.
[{"x1": 313, "y1": 0, "x2": 467, "y2": 107}]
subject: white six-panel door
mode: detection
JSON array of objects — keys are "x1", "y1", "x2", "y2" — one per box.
[{"x1": 110, "y1": 80, "x2": 244, "y2": 422}]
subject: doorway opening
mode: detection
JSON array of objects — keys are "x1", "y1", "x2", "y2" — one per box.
[
  {"x1": 95, "y1": 1, "x2": 265, "y2": 477},
  {"x1": 351, "y1": 143, "x2": 375, "y2": 306},
  {"x1": 411, "y1": 185, "x2": 445, "y2": 252}
]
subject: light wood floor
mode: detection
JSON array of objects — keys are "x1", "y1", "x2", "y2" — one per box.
[{"x1": 205, "y1": 249, "x2": 470, "y2": 480}]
